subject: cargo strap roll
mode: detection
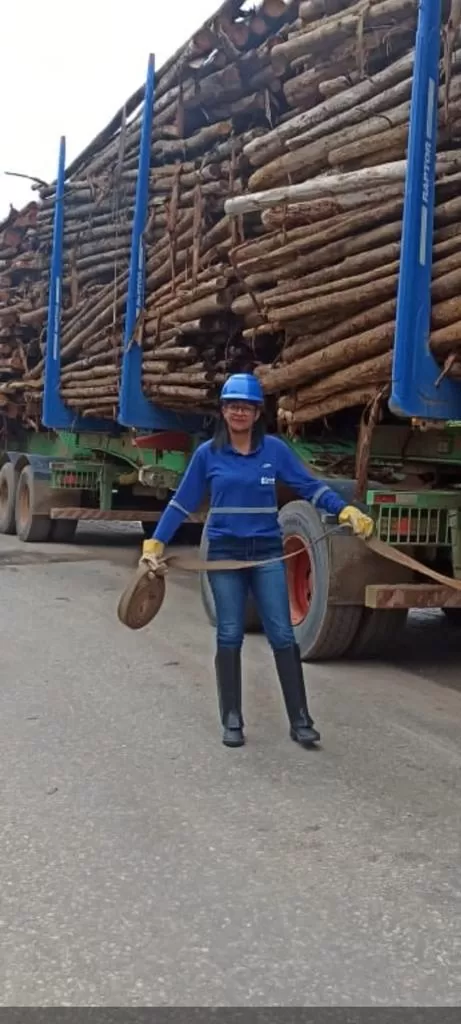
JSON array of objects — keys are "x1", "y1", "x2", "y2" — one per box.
[{"x1": 117, "y1": 536, "x2": 461, "y2": 630}]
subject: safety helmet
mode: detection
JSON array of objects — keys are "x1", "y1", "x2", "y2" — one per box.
[{"x1": 220, "y1": 373, "x2": 264, "y2": 405}]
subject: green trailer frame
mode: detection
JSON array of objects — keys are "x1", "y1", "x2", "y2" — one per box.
[{"x1": 3, "y1": 421, "x2": 461, "y2": 659}]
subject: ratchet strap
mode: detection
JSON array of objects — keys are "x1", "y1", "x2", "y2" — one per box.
[{"x1": 117, "y1": 532, "x2": 461, "y2": 631}]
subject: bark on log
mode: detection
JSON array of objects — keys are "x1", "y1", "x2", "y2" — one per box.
[
  {"x1": 256, "y1": 323, "x2": 395, "y2": 392},
  {"x1": 430, "y1": 321, "x2": 461, "y2": 355},
  {"x1": 278, "y1": 351, "x2": 392, "y2": 410},
  {"x1": 225, "y1": 162, "x2": 408, "y2": 215},
  {"x1": 279, "y1": 387, "x2": 380, "y2": 427},
  {"x1": 246, "y1": 51, "x2": 414, "y2": 167},
  {"x1": 259, "y1": 184, "x2": 404, "y2": 230},
  {"x1": 236, "y1": 201, "x2": 403, "y2": 275},
  {"x1": 271, "y1": 0, "x2": 417, "y2": 65},
  {"x1": 266, "y1": 272, "x2": 398, "y2": 325},
  {"x1": 143, "y1": 384, "x2": 210, "y2": 402}
]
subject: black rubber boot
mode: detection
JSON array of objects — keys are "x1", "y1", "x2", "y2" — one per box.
[
  {"x1": 273, "y1": 644, "x2": 320, "y2": 747},
  {"x1": 215, "y1": 647, "x2": 245, "y2": 748}
]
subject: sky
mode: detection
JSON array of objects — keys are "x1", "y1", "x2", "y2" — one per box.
[{"x1": 0, "y1": 0, "x2": 219, "y2": 219}]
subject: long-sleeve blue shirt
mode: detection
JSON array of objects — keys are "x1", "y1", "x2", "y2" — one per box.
[{"x1": 153, "y1": 436, "x2": 347, "y2": 545}]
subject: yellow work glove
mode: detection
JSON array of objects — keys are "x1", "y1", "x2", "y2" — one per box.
[
  {"x1": 140, "y1": 538, "x2": 167, "y2": 575},
  {"x1": 338, "y1": 505, "x2": 374, "y2": 540}
]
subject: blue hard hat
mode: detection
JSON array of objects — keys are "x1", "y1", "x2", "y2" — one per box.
[{"x1": 220, "y1": 373, "x2": 264, "y2": 404}]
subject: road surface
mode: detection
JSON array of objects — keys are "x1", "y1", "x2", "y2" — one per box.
[{"x1": 1, "y1": 525, "x2": 461, "y2": 1006}]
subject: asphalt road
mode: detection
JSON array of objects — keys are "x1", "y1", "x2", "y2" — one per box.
[{"x1": 1, "y1": 524, "x2": 461, "y2": 1006}]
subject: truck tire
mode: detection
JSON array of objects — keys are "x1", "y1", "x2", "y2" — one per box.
[
  {"x1": 50, "y1": 519, "x2": 78, "y2": 543},
  {"x1": 443, "y1": 608, "x2": 461, "y2": 626},
  {"x1": 348, "y1": 608, "x2": 408, "y2": 658},
  {"x1": 0, "y1": 463, "x2": 17, "y2": 535},
  {"x1": 279, "y1": 500, "x2": 362, "y2": 661},
  {"x1": 199, "y1": 520, "x2": 261, "y2": 632},
  {"x1": 15, "y1": 466, "x2": 52, "y2": 543}
]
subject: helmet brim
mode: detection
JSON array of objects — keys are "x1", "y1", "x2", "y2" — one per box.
[{"x1": 221, "y1": 396, "x2": 262, "y2": 404}]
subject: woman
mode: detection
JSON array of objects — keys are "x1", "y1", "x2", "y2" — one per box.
[{"x1": 141, "y1": 374, "x2": 374, "y2": 749}]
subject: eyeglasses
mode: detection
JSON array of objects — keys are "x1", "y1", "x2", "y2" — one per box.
[{"x1": 224, "y1": 403, "x2": 255, "y2": 413}]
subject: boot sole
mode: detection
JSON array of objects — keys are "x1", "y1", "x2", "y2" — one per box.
[
  {"x1": 223, "y1": 733, "x2": 245, "y2": 748},
  {"x1": 290, "y1": 728, "x2": 320, "y2": 747}
]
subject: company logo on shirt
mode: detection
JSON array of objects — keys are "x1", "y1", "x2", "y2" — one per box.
[{"x1": 260, "y1": 464, "x2": 275, "y2": 485}]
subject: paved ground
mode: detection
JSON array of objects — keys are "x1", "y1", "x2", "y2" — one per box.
[{"x1": 1, "y1": 524, "x2": 461, "y2": 1006}]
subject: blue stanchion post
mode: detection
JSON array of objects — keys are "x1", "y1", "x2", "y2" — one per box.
[
  {"x1": 118, "y1": 54, "x2": 201, "y2": 432},
  {"x1": 42, "y1": 137, "x2": 111, "y2": 432},
  {"x1": 390, "y1": 0, "x2": 461, "y2": 420}
]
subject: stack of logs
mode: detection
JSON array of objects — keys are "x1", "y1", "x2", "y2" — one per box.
[
  {"x1": 28, "y1": 135, "x2": 138, "y2": 421},
  {"x1": 139, "y1": 0, "x2": 461, "y2": 425},
  {"x1": 0, "y1": 203, "x2": 44, "y2": 425},
  {"x1": 1, "y1": 0, "x2": 461, "y2": 432}
]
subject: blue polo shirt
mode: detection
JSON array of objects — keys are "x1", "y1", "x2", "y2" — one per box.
[{"x1": 153, "y1": 436, "x2": 347, "y2": 544}]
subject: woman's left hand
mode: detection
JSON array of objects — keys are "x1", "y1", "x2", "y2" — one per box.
[
  {"x1": 338, "y1": 505, "x2": 374, "y2": 539},
  {"x1": 139, "y1": 539, "x2": 167, "y2": 575}
]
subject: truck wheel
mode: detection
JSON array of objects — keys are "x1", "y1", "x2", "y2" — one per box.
[
  {"x1": 199, "y1": 520, "x2": 261, "y2": 632},
  {"x1": 349, "y1": 608, "x2": 408, "y2": 658},
  {"x1": 15, "y1": 466, "x2": 52, "y2": 543},
  {"x1": 279, "y1": 500, "x2": 362, "y2": 661},
  {"x1": 0, "y1": 463, "x2": 17, "y2": 535},
  {"x1": 50, "y1": 519, "x2": 78, "y2": 543},
  {"x1": 443, "y1": 608, "x2": 461, "y2": 626}
]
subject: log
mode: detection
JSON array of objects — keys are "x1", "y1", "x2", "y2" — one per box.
[
  {"x1": 250, "y1": 75, "x2": 461, "y2": 188},
  {"x1": 430, "y1": 321, "x2": 461, "y2": 356},
  {"x1": 60, "y1": 364, "x2": 120, "y2": 383},
  {"x1": 246, "y1": 51, "x2": 414, "y2": 167},
  {"x1": 318, "y1": 70, "x2": 362, "y2": 98},
  {"x1": 256, "y1": 323, "x2": 395, "y2": 392},
  {"x1": 143, "y1": 371, "x2": 211, "y2": 385},
  {"x1": 244, "y1": 218, "x2": 405, "y2": 289},
  {"x1": 259, "y1": 184, "x2": 404, "y2": 230},
  {"x1": 225, "y1": 162, "x2": 409, "y2": 215},
  {"x1": 249, "y1": 98, "x2": 414, "y2": 189},
  {"x1": 144, "y1": 346, "x2": 198, "y2": 362},
  {"x1": 279, "y1": 387, "x2": 381, "y2": 427},
  {"x1": 267, "y1": 271, "x2": 397, "y2": 325},
  {"x1": 144, "y1": 385, "x2": 210, "y2": 402},
  {"x1": 61, "y1": 384, "x2": 119, "y2": 399},
  {"x1": 237, "y1": 203, "x2": 404, "y2": 276},
  {"x1": 232, "y1": 255, "x2": 400, "y2": 316},
  {"x1": 272, "y1": 0, "x2": 417, "y2": 65},
  {"x1": 233, "y1": 194, "x2": 402, "y2": 268},
  {"x1": 278, "y1": 351, "x2": 392, "y2": 409}
]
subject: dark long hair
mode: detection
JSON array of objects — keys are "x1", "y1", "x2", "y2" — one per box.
[{"x1": 211, "y1": 409, "x2": 266, "y2": 451}]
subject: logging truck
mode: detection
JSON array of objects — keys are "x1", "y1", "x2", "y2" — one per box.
[{"x1": 2, "y1": 0, "x2": 461, "y2": 660}]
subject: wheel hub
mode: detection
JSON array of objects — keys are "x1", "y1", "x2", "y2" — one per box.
[{"x1": 284, "y1": 534, "x2": 313, "y2": 626}]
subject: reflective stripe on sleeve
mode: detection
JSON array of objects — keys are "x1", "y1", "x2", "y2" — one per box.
[
  {"x1": 170, "y1": 499, "x2": 191, "y2": 515},
  {"x1": 311, "y1": 485, "x2": 330, "y2": 508}
]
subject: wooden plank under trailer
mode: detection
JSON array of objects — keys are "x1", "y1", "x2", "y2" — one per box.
[
  {"x1": 50, "y1": 508, "x2": 206, "y2": 523},
  {"x1": 365, "y1": 584, "x2": 461, "y2": 610}
]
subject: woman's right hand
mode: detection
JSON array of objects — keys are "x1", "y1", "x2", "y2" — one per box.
[{"x1": 139, "y1": 538, "x2": 167, "y2": 575}]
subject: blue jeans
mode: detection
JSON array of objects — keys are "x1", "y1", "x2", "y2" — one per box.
[{"x1": 207, "y1": 536, "x2": 295, "y2": 651}]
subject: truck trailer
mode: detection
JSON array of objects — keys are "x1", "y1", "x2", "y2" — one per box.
[{"x1": 2, "y1": 0, "x2": 461, "y2": 660}]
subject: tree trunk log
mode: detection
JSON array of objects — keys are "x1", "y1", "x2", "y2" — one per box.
[
  {"x1": 257, "y1": 322, "x2": 395, "y2": 392},
  {"x1": 278, "y1": 351, "x2": 392, "y2": 409},
  {"x1": 279, "y1": 386, "x2": 381, "y2": 427},
  {"x1": 225, "y1": 162, "x2": 408, "y2": 216}
]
